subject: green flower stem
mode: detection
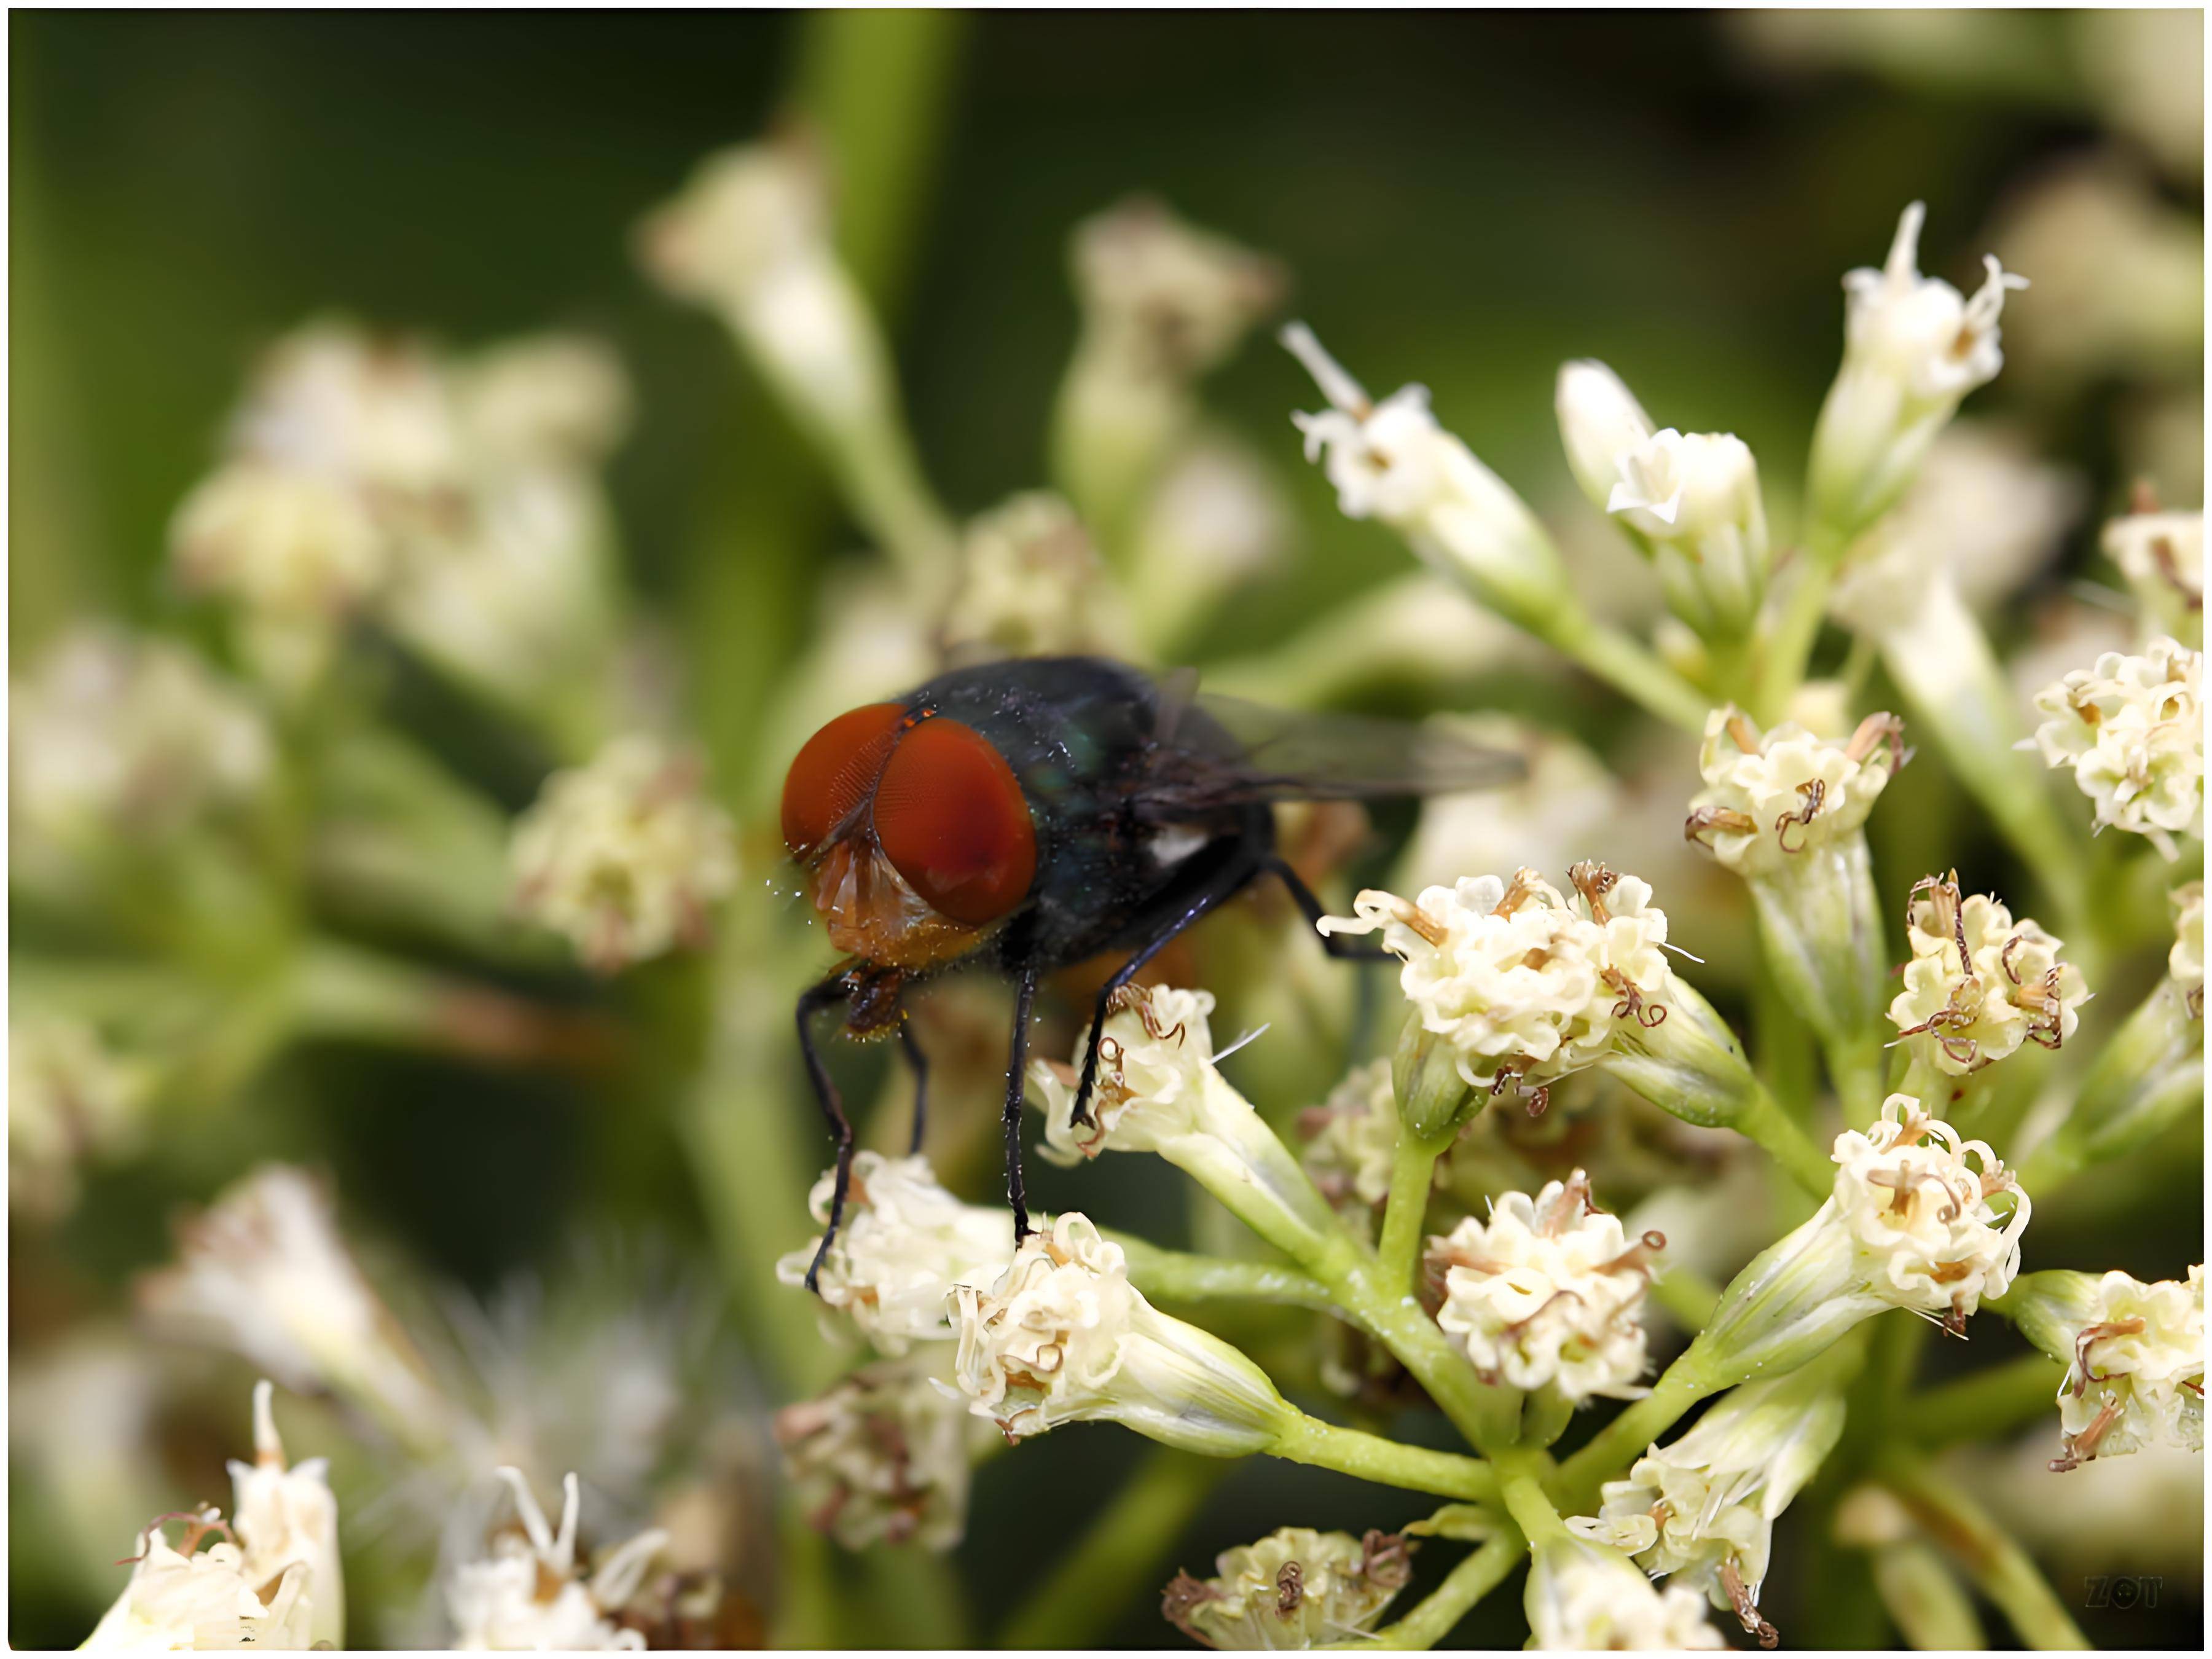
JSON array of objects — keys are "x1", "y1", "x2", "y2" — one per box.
[
  {"x1": 1824, "y1": 1029, "x2": 1888, "y2": 1125},
  {"x1": 1648, "y1": 1263, "x2": 1724, "y2": 1332},
  {"x1": 1908, "y1": 1354, "x2": 2065, "y2": 1449},
  {"x1": 1306, "y1": 1230, "x2": 1524, "y2": 1454},
  {"x1": 1111, "y1": 1235, "x2": 1335, "y2": 1311},
  {"x1": 998, "y1": 1448, "x2": 1224, "y2": 1649},
  {"x1": 1268, "y1": 1412, "x2": 1499, "y2": 1504},
  {"x1": 2018, "y1": 981, "x2": 2203, "y2": 1194},
  {"x1": 1736, "y1": 1081, "x2": 1837, "y2": 1198},
  {"x1": 1496, "y1": 1453, "x2": 1574, "y2": 1548},
  {"x1": 1328, "y1": 1531, "x2": 1528, "y2": 1651},
  {"x1": 1753, "y1": 524, "x2": 1849, "y2": 722},
  {"x1": 1551, "y1": 1362, "x2": 1715, "y2": 1512},
  {"x1": 1378, "y1": 1126, "x2": 1450, "y2": 1300},
  {"x1": 1547, "y1": 612, "x2": 1711, "y2": 735},
  {"x1": 1878, "y1": 1454, "x2": 2091, "y2": 1650}
]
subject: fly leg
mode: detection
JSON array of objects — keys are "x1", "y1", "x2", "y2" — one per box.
[
  {"x1": 897, "y1": 1019, "x2": 930, "y2": 1156},
  {"x1": 796, "y1": 968, "x2": 857, "y2": 1294},
  {"x1": 1070, "y1": 853, "x2": 1261, "y2": 1129},
  {"x1": 1263, "y1": 854, "x2": 1394, "y2": 962},
  {"x1": 1003, "y1": 964, "x2": 1040, "y2": 1239}
]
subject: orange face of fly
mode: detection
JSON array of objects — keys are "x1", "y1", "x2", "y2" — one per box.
[{"x1": 780, "y1": 702, "x2": 1038, "y2": 970}]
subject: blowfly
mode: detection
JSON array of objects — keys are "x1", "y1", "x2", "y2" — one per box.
[{"x1": 779, "y1": 655, "x2": 1521, "y2": 1288}]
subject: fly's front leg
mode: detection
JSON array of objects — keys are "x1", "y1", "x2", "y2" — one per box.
[
  {"x1": 796, "y1": 969, "x2": 857, "y2": 1293},
  {"x1": 897, "y1": 1019, "x2": 930, "y2": 1155},
  {"x1": 1002, "y1": 965, "x2": 1040, "y2": 1240},
  {"x1": 1265, "y1": 854, "x2": 1394, "y2": 962}
]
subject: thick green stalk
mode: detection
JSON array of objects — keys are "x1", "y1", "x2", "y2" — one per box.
[
  {"x1": 1552, "y1": 1364, "x2": 1714, "y2": 1511},
  {"x1": 1550, "y1": 613, "x2": 1712, "y2": 735},
  {"x1": 1736, "y1": 1082, "x2": 1837, "y2": 1197},
  {"x1": 1908, "y1": 1354, "x2": 2065, "y2": 1448},
  {"x1": 998, "y1": 1448, "x2": 1224, "y2": 1649},
  {"x1": 1880, "y1": 1455, "x2": 2090, "y2": 1649},
  {"x1": 1112, "y1": 1236, "x2": 1335, "y2": 1311},
  {"x1": 1378, "y1": 1128, "x2": 1449, "y2": 1300},
  {"x1": 1333, "y1": 1531, "x2": 1528, "y2": 1651},
  {"x1": 1268, "y1": 1413, "x2": 1499, "y2": 1504},
  {"x1": 1496, "y1": 1454, "x2": 1575, "y2": 1548}
]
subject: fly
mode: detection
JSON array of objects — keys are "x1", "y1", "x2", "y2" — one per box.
[{"x1": 779, "y1": 655, "x2": 1521, "y2": 1289}]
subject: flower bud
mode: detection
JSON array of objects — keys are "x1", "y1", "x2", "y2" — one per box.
[
  {"x1": 949, "y1": 1214, "x2": 1293, "y2": 1456},
  {"x1": 1607, "y1": 426, "x2": 1771, "y2": 640},
  {"x1": 1556, "y1": 359, "x2": 1655, "y2": 513},
  {"x1": 1161, "y1": 1527, "x2": 1414, "y2": 1649},
  {"x1": 1392, "y1": 1013, "x2": 1478, "y2": 1141}
]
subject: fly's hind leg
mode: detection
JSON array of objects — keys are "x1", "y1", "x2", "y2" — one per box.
[
  {"x1": 897, "y1": 1019, "x2": 930, "y2": 1155},
  {"x1": 1263, "y1": 854, "x2": 1394, "y2": 962},
  {"x1": 1002, "y1": 965, "x2": 1041, "y2": 1239},
  {"x1": 796, "y1": 968, "x2": 857, "y2": 1293}
]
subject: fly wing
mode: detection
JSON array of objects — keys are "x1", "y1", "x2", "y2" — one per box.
[{"x1": 1137, "y1": 685, "x2": 1525, "y2": 815}]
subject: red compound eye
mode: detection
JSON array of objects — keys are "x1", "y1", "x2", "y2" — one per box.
[
  {"x1": 872, "y1": 717, "x2": 1037, "y2": 925},
  {"x1": 781, "y1": 702, "x2": 906, "y2": 857}
]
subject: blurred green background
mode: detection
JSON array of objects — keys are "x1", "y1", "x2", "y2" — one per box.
[{"x1": 11, "y1": 9, "x2": 2203, "y2": 1649}]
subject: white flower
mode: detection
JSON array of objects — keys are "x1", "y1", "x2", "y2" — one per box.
[
  {"x1": 1687, "y1": 705, "x2": 1905, "y2": 879},
  {"x1": 10, "y1": 627, "x2": 272, "y2": 853},
  {"x1": 9, "y1": 1015, "x2": 153, "y2": 1222},
  {"x1": 2052, "y1": 1268, "x2": 2205, "y2": 1470},
  {"x1": 776, "y1": 1152, "x2": 1014, "y2": 1355},
  {"x1": 227, "y1": 1382, "x2": 345, "y2": 1649},
  {"x1": 135, "y1": 1164, "x2": 450, "y2": 1446},
  {"x1": 1161, "y1": 1527, "x2": 1415, "y2": 1649},
  {"x1": 938, "y1": 492, "x2": 1134, "y2": 664},
  {"x1": 229, "y1": 322, "x2": 465, "y2": 495},
  {"x1": 2028, "y1": 636, "x2": 2204, "y2": 858},
  {"x1": 1283, "y1": 324, "x2": 1574, "y2": 637},
  {"x1": 1606, "y1": 425, "x2": 1768, "y2": 638},
  {"x1": 1886, "y1": 873, "x2": 2091, "y2": 1073},
  {"x1": 2171, "y1": 882, "x2": 2204, "y2": 1016},
  {"x1": 1030, "y1": 986, "x2": 1236, "y2": 1163},
  {"x1": 509, "y1": 735, "x2": 738, "y2": 971},
  {"x1": 2106, "y1": 509, "x2": 2205, "y2": 645},
  {"x1": 1070, "y1": 197, "x2": 1283, "y2": 380},
  {"x1": 1829, "y1": 1094, "x2": 2029, "y2": 1328},
  {"x1": 451, "y1": 336, "x2": 631, "y2": 471},
  {"x1": 1556, "y1": 359, "x2": 1657, "y2": 515},
  {"x1": 1524, "y1": 1535, "x2": 1728, "y2": 1650},
  {"x1": 446, "y1": 1469, "x2": 668, "y2": 1651},
  {"x1": 1569, "y1": 1365, "x2": 1846, "y2": 1644},
  {"x1": 1320, "y1": 868, "x2": 1673, "y2": 1110},
  {"x1": 774, "y1": 1360, "x2": 976, "y2": 1551},
  {"x1": 85, "y1": 1509, "x2": 314, "y2": 1651},
  {"x1": 1807, "y1": 202, "x2": 2026, "y2": 537},
  {"x1": 1298, "y1": 1059, "x2": 1400, "y2": 1218},
  {"x1": 949, "y1": 1214, "x2": 1288, "y2": 1454},
  {"x1": 1428, "y1": 1170, "x2": 1661, "y2": 1402}
]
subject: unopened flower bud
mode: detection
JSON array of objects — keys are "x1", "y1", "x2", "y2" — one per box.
[
  {"x1": 1161, "y1": 1527, "x2": 1414, "y2": 1649},
  {"x1": 1392, "y1": 1013, "x2": 1478, "y2": 1141}
]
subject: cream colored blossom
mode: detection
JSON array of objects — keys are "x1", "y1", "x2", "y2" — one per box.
[
  {"x1": 939, "y1": 492, "x2": 1134, "y2": 664},
  {"x1": 1569, "y1": 1367, "x2": 1845, "y2": 1643},
  {"x1": 2028, "y1": 636, "x2": 2203, "y2": 858},
  {"x1": 1298, "y1": 1059, "x2": 1399, "y2": 1218},
  {"x1": 452, "y1": 336, "x2": 631, "y2": 470},
  {"x1": 10, "y1": 627, "x2": 272, "y2": 852},
  {"x1": 85, "y1": 1510, "x2": 313, "y2": 1651},
  {"x1": 509, "y1": 735, "x2": 737, "y2": 971},
  {"x1": 1829, "y1": 1094, "x2": 2028, "y2": 1328},
  {"x1": 1525, "y1": 1535, "x2": 1728, "y2": 1651},
  {"x1": 1320, "y1": 869, "x2": 1673, "y2": 1110},
  {"x1": 446, "y1": 1469, "x2": 668, "y2": 1651},
  {"x1": 227, "y1": 1382, "x2": 344, "y2": 1649},
  {"x1": 1605, "y1": 428, "x2": 1769, "y2": 637},
  {"x1": 2105, "y1": 509, "x2": 2204, "y2": 645},
  {"x1": 949, "y1": 1213, "x2": 1288, "y2": 1454},
  {"x1": 9, "y1": 1015, "x2": 154, "y2": 1222},
  {"x1": 2052, "y1": 1268, "x2": 2205, "y2": 1471},
  {"x1": 1162, "y1": 1527, "x2": 1414, "y2": 1649},
  {"x1": 1429, "y1": 1170, "x2": 1661, "y2": 1402},
  {"x1": 135, "y1": 1164, "x2": 450, "y2": 1445},
  {"x1": 1071, "y1": 197, "x2": 1283, "y2": 381},
  {"x1": 2171, "y1": 882, "x2": 2203, "y2": 1016},
  {"x1": 774, "y1": 1360, "x2": 975, "y2": 1551},
  {"x1": 1886, "y1": 873, "x2": 2090, "y2": 1074},
  {"x1": 1686, "y1": 706, "x2": 1905, "y2": 878},
  {"x1": 229, "y1": 322, "x2": 463, "y2": 494},
  {"x1": 776, "y1": 1151, "x2": 1014, "y2": 1355},
  {"x1": 1030, "y1": 986, "x2": 1234, "y2": 1163}
]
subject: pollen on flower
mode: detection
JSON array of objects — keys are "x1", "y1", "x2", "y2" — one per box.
[
  {"x1": 1161, "y1": 1526, "x2": 1414, "y2": 1649},
  {"x1": 509, "y1": 735, "x2": 739, "y2": 972},
  {"x1": 775, "y1": 1151, "x2": 1014, "y2": 1355},
  {"x1": 2028, "y1": 636, "x2": 2204, "y2": 859},
  {"x1": 1686, "y1": 705, "x2": 1907, "y2": 877},
  {"x1": 1427, "y1": 1169, "x2": 1662, "y2": 1402},
  {"x1": 1886, "y1": 871, "x2": 2091, "y2": 1073},
  {"x1": 2049, "y1": 1266, "x2": 2205, "y2": 1472},
  {"x1": 1829, "y1": 1095, "x2": 2030, "y2": 1331}
]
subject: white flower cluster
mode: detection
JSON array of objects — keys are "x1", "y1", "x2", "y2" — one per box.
[
  {"x1": 1320, "y1": 867, "x2": 1674, "y2": 1110},
  {"x1": 1886, "y1": 873, "x2": 2090, "y2": 1074},
  {"x1": 773, "y1": 1360, "x2": 975, "y2": 1551},
  {"x1": 2104, "y1": 509, "x2": 2203, "y2": 643},
  {"x1": 2028, "y1": 635, "x2": 2204, "y2": 859},
  {"x1": 775, "y1": 1151, "x2": 1014, "y2": 1355},
  {"x1": 1427, "y1": 1171, "x2": 1661, "y2": 1402},
  {"x1": 2172, "y1": 881, "x2": 2205, "y2": 1015},
  {"x1": 1829, "y1": 1094, "x2": 2029, "y2": 1328},
  {"x1": 508, "y1": 735, "x2": 739, "y2": 972},
  {"x1": 1298, "y1": 1059, "x2": 1400, "y2": 1217},
  {"x1": 10, "y1": 626, "x2": 272, "y2": 855},
  {"x1": 2052, "y1": 1267, "x2": 2205, "y2": 1472},
  {"x1": 939, "y1": 492, "x2": 1134, "y2": 664},
  {"x1": 1161, "y1": 1527, "x2": 1414, "y2": 1650},
  {"x1": 949, "y1": 1214, "x2": 1287, "y2": 1454},
  {"x1": 445, "y1": 1469, "x2": 668, "y2": 1651},
  {"x1": 1525, "y1": 1536, "x2": 1728, "y2": 1651},
  {"x1": 1569, "y1": 1368, "x2": 1845, "y2": 1644},
  {"x1": 1030, "y1": 985, "x2": 1235, "y2": 1163},
  {"x1": 1071, "y1": 197, "x2": 1284, "y2": 382},
  {"x1": 86, "y1": 1382, "x2": 342, "y2": 1651},
  {"x1": 1687, "y1": 706, "x2": 1905, "y2": 877}
]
